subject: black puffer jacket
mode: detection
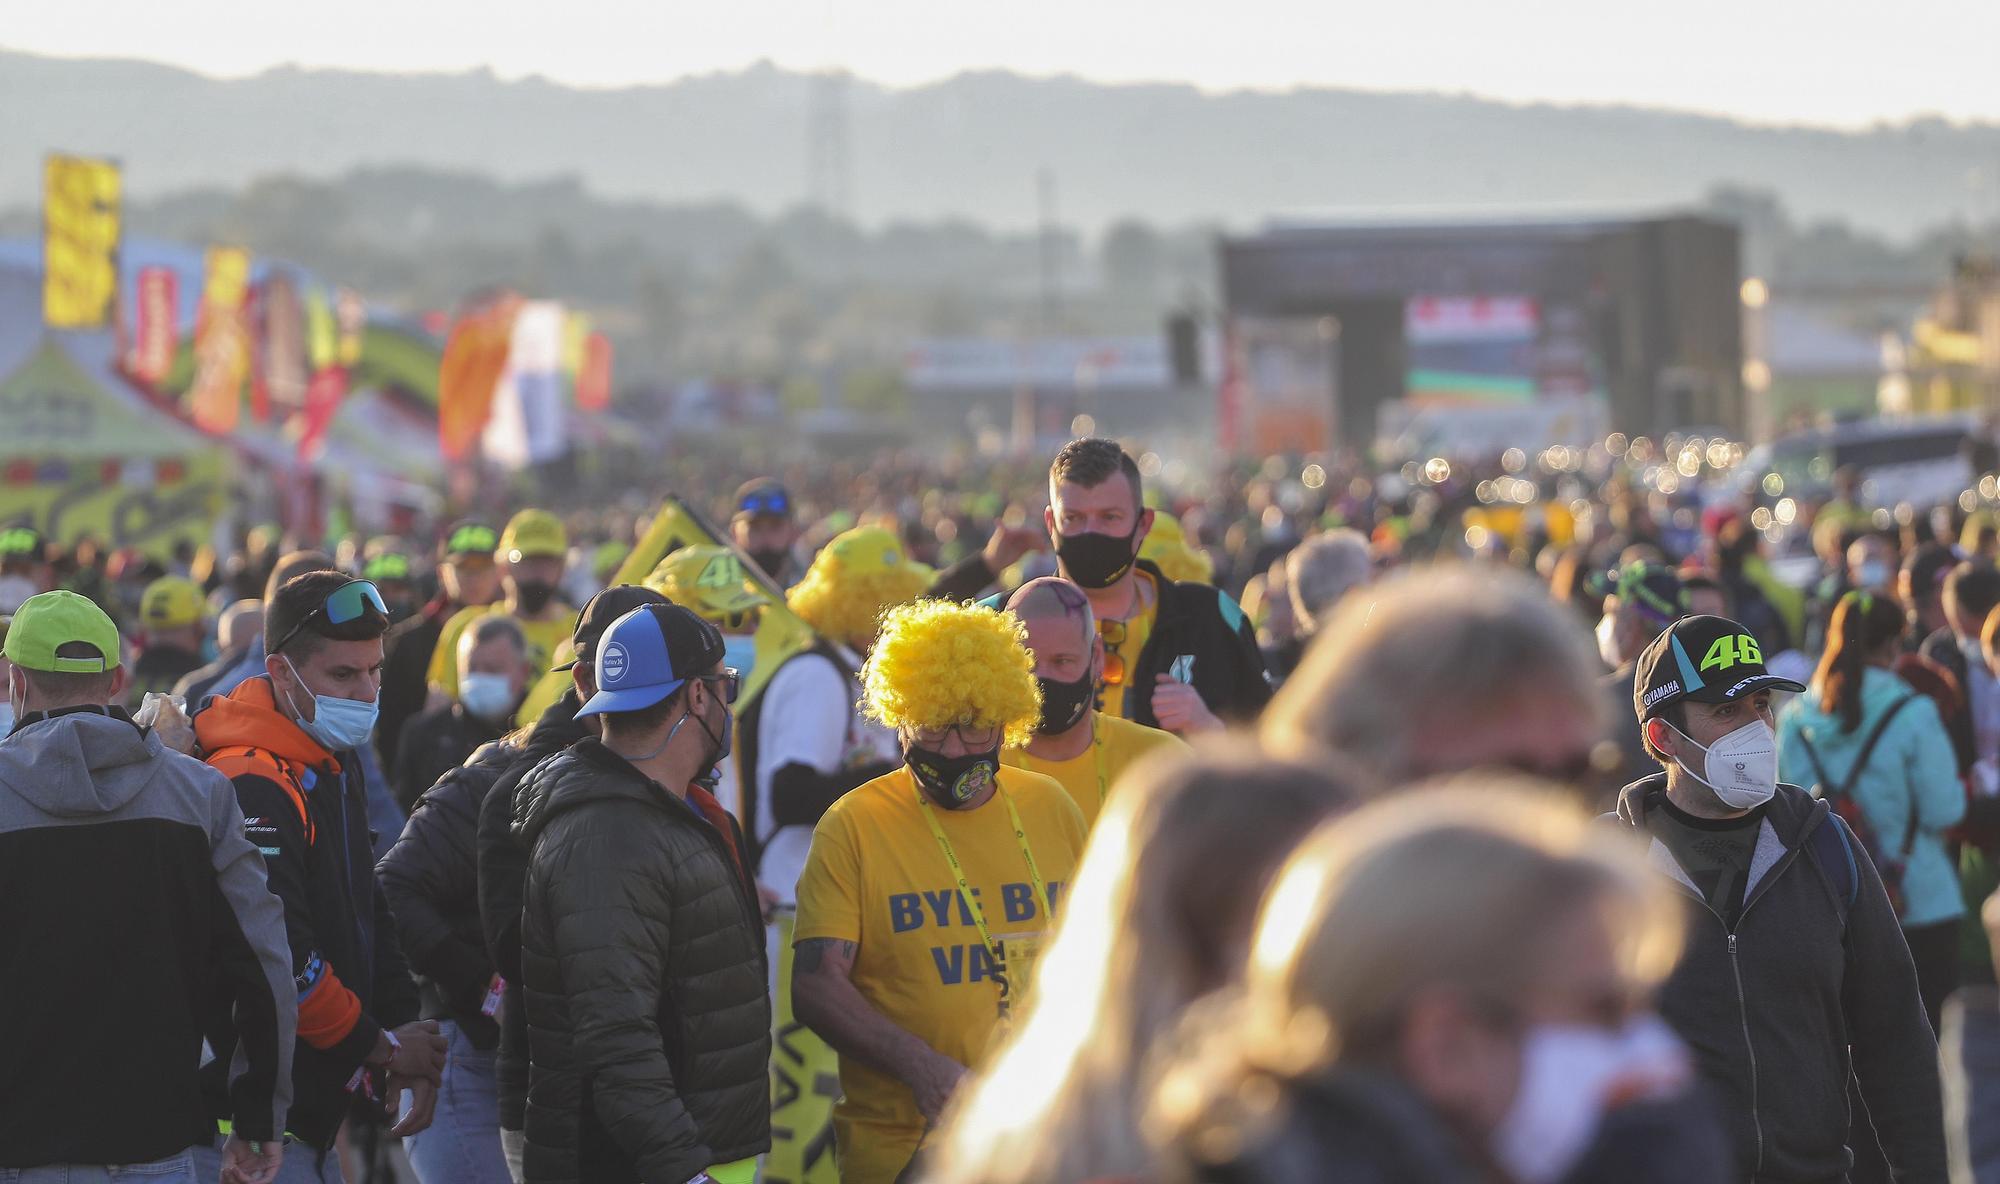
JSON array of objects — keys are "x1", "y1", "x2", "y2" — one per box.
[
  {"x1": 477, "y1": 689, "x2": 590, "y2": 1131},
  {"x1": 377, "y1": 739, "x2": 515, "y2": 1049},
  {"x1": 1171, "y1": 1068, "x2": 1483, "y2": 1184},
  {"x1": 515, "y1": 738, "x2": 771, "y2": 1184}
]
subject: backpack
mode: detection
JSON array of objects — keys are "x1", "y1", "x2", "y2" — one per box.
[{"x1": 1798, "y1": 693, "x2": 1920, "y2": 918}]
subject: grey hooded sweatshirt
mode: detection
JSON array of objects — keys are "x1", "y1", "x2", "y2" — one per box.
[{"x1": 0, "y1": 705, "x2": 295, "y2": 1167}]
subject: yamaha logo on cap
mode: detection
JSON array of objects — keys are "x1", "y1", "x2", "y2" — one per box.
[{"x1": 599, "y1": 641, "x2": 630, "y2": 685}]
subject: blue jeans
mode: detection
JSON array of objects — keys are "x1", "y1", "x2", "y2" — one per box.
[
  {"x1": 0, "y1": 1152, "x2": 194, "y2": 1184},
  {"x1": 403, "y1": 1020, "x2": 510, "y2": 1184},
  {"x1": 189, "y1": 1137, "x2": 344, "y2": 1184}
]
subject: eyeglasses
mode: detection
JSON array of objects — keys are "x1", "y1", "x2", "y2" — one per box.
[
  {"x1": 271, "y1": 579, "x2": 389, "y2": 654},
  {"x1": 696, "y1": 669, "x2": 741, "y2": 706},
  {"x1": 909, "y1": 721, "x2": 1002, "y2": 749},
  {"x1": 1097, "y1": 619, "x2": 1128, "y2": 687},
  {"x1": 445, "y1": 525, "x2": 499, "y2": 556}
]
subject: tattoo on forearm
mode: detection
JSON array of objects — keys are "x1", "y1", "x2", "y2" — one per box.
[{"x1": 795, "y1": 938, "x2": 857, "y2": 974}]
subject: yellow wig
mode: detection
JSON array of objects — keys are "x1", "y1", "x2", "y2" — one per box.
[
  {"x1": 862, "y1": 600, "x2": 1043, "y2": 749},
  {"x1": 786, "y1": 526, "x2": 935, "y2": 646},
  {"x1": 1139, "y1": 510, "x2": 1214, "y2": 585}
]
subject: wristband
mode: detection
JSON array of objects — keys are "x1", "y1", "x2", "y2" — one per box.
[{"x1": 375, "y1": 1028, "x2": 401, "y2": 1067}]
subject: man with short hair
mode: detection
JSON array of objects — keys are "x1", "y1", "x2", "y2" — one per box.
[
  {"x1": 476, "y1": 584, "x2": 670, "y2": 1179},
  {"x1": 180, "y1": 550, "x2": 334, "y2": 705},
  {"x1": 1903, "y1": 542, "x2": 1958, "y2": 653},
  {"x1": 378, "y1": 520, "x2": 500, "y2": 770},
  {"x1": 733, "y1": 479, "x2": 802, "y2": 588},
  {"x1": 514, "y1": 603, "x2": 771, "y2": 1183},
  {"x1": 1001, "y1": 577, "x2": 1185, "y2": 831},
  {"x1": 391, "y1": 614, "x2": 529, "y2": 811},
  {"x1": 427, "y1": 510, "x2": 577, "y2": 706},
  {"x1": 1285, "y1": 529, "x2": 1372, "y2": 644},
  {"x1": 1924, "y1": 561, "x2": 2000, "y2": 785},
  {"x1": 131, "y1": 574, "x2": 211, "y2": 703},
  {"x1": 1263, "y1": 565, "x2": 1608, "y2": 787},
  {"x1": 794, "y1": 600, "x2": 1086, "y2": 1183},
  {"x1": 0, "y1": 591, "x2": 295, "y2": 1184},
  {"x1": 175, "y1": 599, "x2": 263, "y2": 701},
  {"x1": 931, "y1": 437, "x2": 1271, "y2": 734},
  {"x1": 1616, "y1": 614, "x2": 1945, "y2": 1182},
  {"x1": 192, "y1": 571, "x2": 447, "y2": 1181}
]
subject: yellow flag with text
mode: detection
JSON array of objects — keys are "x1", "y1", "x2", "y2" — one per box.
[{"x1": 42, "y1": 154, "x2": 122, "y2": 329}]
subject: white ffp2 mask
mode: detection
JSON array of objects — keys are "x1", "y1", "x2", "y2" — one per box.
[
  {"x1": 1493, "y1": 1015, "x2": 1692, "y2": 1184},
  {"x1": 1669, "y1": 716, "x2": 1778, "y2": 809}
]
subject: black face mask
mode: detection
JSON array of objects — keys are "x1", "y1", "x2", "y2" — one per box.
[
  {"x1": 748, "y1": 547, "x2": 790, "y2": 579},
  {"x1": 907, "y1": 743, "x2": 1001, "y2": 808},
  {"x1": 1035, "y1": 672, "x2": 1095, "y2": 736},
  {"x1": 514, "y1": 579, "x2": 557, "y2": 614},
  {"x1": 1056, "y1": 525, "x2": 1140, "y2": 589}
]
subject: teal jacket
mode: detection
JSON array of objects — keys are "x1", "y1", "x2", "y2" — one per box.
[{"x1": 1777, "y1": 667, "x2": 1967, "y2": 927}]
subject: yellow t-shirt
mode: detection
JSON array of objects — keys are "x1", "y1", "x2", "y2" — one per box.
[
  {"x1": 1002, "y1": 713, "x2": 1186, "y2": 832},
  {"x1": 425, "y1": 603, "x2": 578, "y2": 702},
  {"x1": 793, "y1": 765, "x2": 1087, "y2": 1184},
  {"x1": 1099, "y1": 574, "x2": 1156, "y2": 720}
]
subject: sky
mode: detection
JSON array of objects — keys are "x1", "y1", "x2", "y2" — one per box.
[{"x1": 5, "y1": 0, "x2": 1998, "y2": 130}]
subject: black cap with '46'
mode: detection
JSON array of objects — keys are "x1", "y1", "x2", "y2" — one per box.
[{"x1": 1634, "y1": 615, "x2": 1806, "y2": 725}]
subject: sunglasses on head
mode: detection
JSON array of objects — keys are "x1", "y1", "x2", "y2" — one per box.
[
  {"x1": 446, "y1": 526, "x2": 499, "y2": 555},
  {"x1": 272, "y1": 579, "x2": 389, "y2": 654},
  {"x1": 739, "y1": 491, "x2": 791, "y2": 517},
  {"x1": 1097, "y1": 618, "x2": 1128, "y2": 687}
]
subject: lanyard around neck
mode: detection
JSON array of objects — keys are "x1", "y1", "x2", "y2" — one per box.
[{"x1": 916, "y1": 774, "x2": 1052, "y2": 958}]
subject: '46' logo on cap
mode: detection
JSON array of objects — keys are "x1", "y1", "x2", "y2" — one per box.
[
  {"x1": 599, "y1": 641, "x2": 629, "y2": 684},
  {"x1": 1700, "y1": 634, "x2": 1761, "y2": 672}
]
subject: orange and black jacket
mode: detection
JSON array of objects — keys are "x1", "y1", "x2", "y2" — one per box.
[{"x1": 193, "y1": 675, "x2": 420, "y2": 1150}]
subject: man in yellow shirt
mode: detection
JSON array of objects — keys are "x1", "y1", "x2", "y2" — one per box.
[
  {"x1": 1000, "y1": 576, "x2": 1185, "y2": 831},
  {"x1": 426, "y1": 509, "x2": 577, "y2": 704},
  {"x1": 793, "y1": 600, "x2": 1086, "y2": 1184}
]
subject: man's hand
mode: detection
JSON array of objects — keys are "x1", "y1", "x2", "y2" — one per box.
[
  {"x1": 1151, "y1": 675, "x2": 1222, "y2": 735},
  {"x1": 372, "y1": 1019, "x2": 448, "y2": 1082},
  {"x1": 219, "y1": 1134, "x2": 283, "y2": 1184},
  {"x1": 906, "y1": 1048, "x2": 967, "y2": 1124},
  {"x1": 757, "y1": 881, "x2": 781, "y2": 924},
  {"x1": 387, "y1": 1073, "x2": 439, "y2": 1138},
  {"x1": 981, "y1": 523, "x2": 1047, "y2": 576}
]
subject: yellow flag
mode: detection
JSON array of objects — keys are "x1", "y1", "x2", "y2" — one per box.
[{"x1": 42, "y1": 154, "x2": 122, "y2": 329}]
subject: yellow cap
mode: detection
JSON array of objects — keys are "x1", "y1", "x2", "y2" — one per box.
[
  {"x1": 499, "y1": 509, "x2": 567, "y2": 563},
  {"x1": 140, "y1": 576, "x2": 206, "y2": 631},
  {"x1": 648, "y1": 545, "x2": 769, "y2": 629}
]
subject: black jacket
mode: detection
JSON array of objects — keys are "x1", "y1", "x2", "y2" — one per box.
[
  {"x1": 1173, "y1": 1068, "x2": 1483, "y2": 1184},
  {"x1": 477, "y1": 688, "x2": 591, "y2": 1131},
  {"x1": 378, "y1": 739, "x2": 514, "y2": 1050},
  {"x1": 375, "y1": 598, "x2": 452, "y2": 772},
  {"x1": 931, "y1": 556, "x2": 1273, "y2": 728},
  {"x1": 193, "y1": 676, "x2": 422, "y2": 1152},
  {"x1": 515, "y1": 739, "x2": 771, "y2": 1184},
  {"x1": 1615, "y1": 775, "x2": 1946, "y2": 1183},
  {"x1": 391, "y1": 701, "x2": 504, "y2": 813}
]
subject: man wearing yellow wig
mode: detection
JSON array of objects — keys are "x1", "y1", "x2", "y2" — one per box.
[{"x1": 792, "y1": 601, "x2": 1086, "y2": 1184}]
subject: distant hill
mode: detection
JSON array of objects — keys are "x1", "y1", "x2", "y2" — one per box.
[{"x1": 5, "y1": 48, "x2": 1999, "y2": 238}]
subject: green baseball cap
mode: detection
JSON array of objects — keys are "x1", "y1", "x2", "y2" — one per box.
[{"x1": 3, "y1": 590, "x2": 122, "y2": 673}]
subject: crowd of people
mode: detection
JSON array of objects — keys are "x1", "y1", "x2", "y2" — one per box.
[{"x1": 11, "y1": 430, "x2": 2000, "y2": 1184}]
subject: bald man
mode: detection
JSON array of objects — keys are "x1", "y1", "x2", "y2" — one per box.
[{"x1": 1002, "y1": 576, "x2": 1186, "y2": 831}]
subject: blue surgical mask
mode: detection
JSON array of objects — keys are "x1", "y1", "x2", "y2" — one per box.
[
  {"x1": 281, "y1": 655, "x2": 380, "y2": 752},
  {"x1": 459, "y1": 673, "x2": 517, "y2": 722},
  {"x1": 721, "y1": 635, "x2": 757, "y2": 685}
]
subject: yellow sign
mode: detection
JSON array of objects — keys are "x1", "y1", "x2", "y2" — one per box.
[
  {"x1": 42, "y1": 155, "x2": 122, "y2": 330},
  {"x1": 190, "y1": 247, "x2": 253, "y2": 434},
  {"x1": 766, "y1": 909, "x2": 841, "y2": 1184},
  {"x1": 0, "y1": 452, "x2": 223, "y2": 561}
]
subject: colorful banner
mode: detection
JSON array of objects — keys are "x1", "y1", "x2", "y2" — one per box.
[
  {"x1": 295, "y1": 365, "x2": 349, "y2": 465},
  {"x1": 482, "y1": 300, "x2": 568, "y2": 470},
  {"x1": 189, "y1": 247, "x2": 252, "y2": 434},
  {"x1": 437, "y1": 293, "x2": 520, "y2": 462},
  {"x1": 42, "y1": 154, "x2": 122, "y2": 329},
  {"x1": 578, "y1": 332, "x2": 613, "y2": 411},
  {"x1": 128, "y1": 266, "x2": 179, "y2": 387},
  {"x1": 766, "y1": 908, "x2": 841, "y2": 1184},
  {"x1": 304, "y1": 285, "x2": 337, "y2": 371},
  {"x1": 335, "y1": 288, "x2": 366, "y2": 367},
  {"x1": 261, "y1": 271, "x2": 309, "y2": 422}
]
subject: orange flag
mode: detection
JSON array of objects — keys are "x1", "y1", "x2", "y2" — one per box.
[{"x1": 437, "y1": 293, "x2": 520, "y2": 462}]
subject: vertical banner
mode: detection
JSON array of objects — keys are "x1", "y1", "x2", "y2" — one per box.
[
  {"x1": 437, "y1": 292, "x2": 521, "y2": 462},
  {"x1": 335, "y1": 288, "x2": 366, "y2": 367},
  {"x1": 42, "y1": 154, "x2": 122, "y2": 329},
  {"x1": 304, "y1": 285, "x2": 338, "y2": 372},
  {"x1": 483, "y1": 300, "x2": 569, "y2": 470},
  {"x1": 127, "y1": 266, "x2": 179, "y2": 387},
  {"x1": 577, "y1": 332, "x2": 613, "y2": 411},
  {"x1": 189, "y1": 246, "x2": 252, "y2": 435},
  {"x1": 766, "y1": 908, "x2": 841, "y2": 1184},
  {"x1": 261, "y1": 271, "x2": 309, "y2": 422}
]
